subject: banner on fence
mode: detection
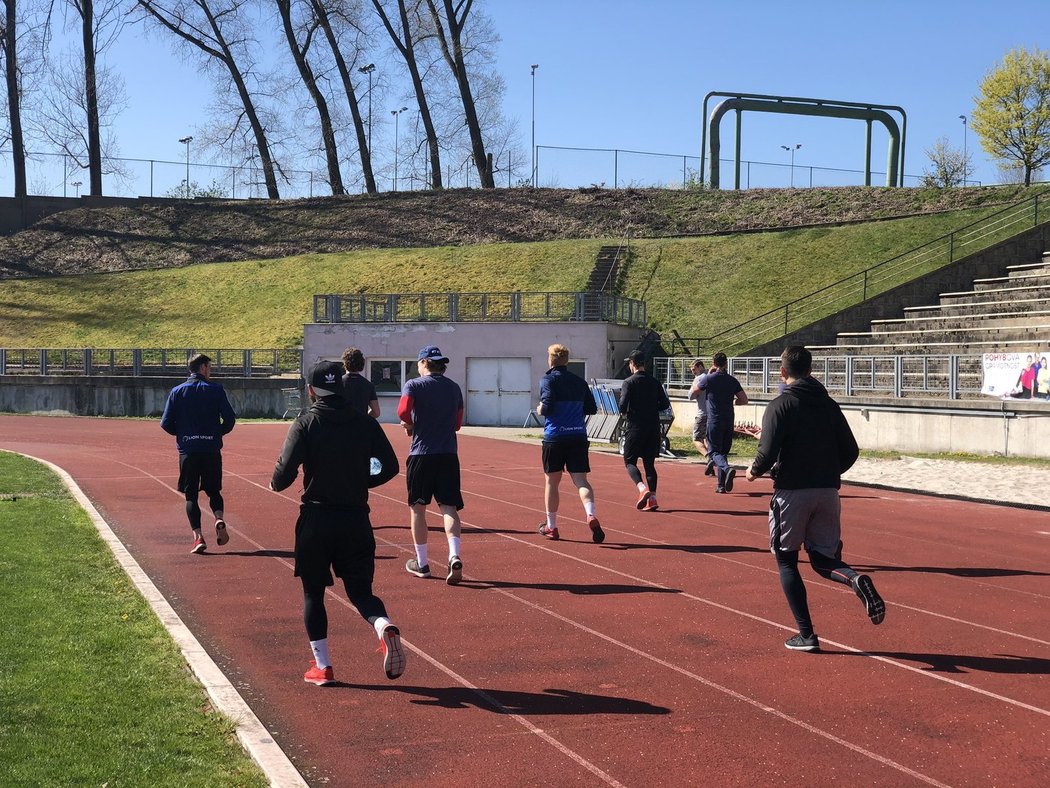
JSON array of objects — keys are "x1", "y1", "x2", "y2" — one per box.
[{"x1": 982, "y1": 352, "x2": 1048, "y2": 399}]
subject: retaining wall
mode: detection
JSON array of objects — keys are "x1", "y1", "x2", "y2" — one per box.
[
  {"x1": 669, "y1": 395, "x2": 1050, "y2": 459},
  {"x1": 0, "y1": 376, "x2": 298, "y2": 419}
]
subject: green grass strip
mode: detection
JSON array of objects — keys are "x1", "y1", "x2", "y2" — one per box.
[{"x1": 0, "y1": 451, "x2": 267, "y2": 787}]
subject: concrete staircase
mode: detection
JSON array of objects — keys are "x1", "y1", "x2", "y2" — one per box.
[
  {"x1": 586, "y1": 245, "x2": 625, "y2": 293},
  {"x1": 817, "y1": 251, "x2": 1050, "y2": 357}
]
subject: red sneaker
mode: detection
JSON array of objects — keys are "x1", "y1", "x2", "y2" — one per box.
[
  {"x1": 587, "y1": 516, "x2": 605, "y2": 544},
  {"x1": 643, "y1": 495, "x2": 659, "y2": 512},
  {"x1": 380, "y1": 624, "x2": 406, "y2": 679},
  {"x1": 538, "y1": 522, "x2": 560, "y2": 540},
  {"x1": 635, "y1": 491, "x2": 652, "y2": 510},
  {"x1": 190, "y1": 535, "x2": 206, "y2": 554},
  {"x1": 303, "y1": 661, "x2": 335, "y2": 686}
]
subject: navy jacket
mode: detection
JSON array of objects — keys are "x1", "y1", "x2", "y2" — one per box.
[
  {"x1": 539, "y1": 366, "x2": 597, "y2": 442},
  {"x1": 160, "y1": 373, "x2": 237, "y2": 454}
]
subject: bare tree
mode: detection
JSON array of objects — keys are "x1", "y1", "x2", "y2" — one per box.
[
  {"x1": 137, "y1": 0, "x2": 282, "y2": 199},
  {"x1": 310, "y1": 0, "x2": 376, "y2": 193},
  {"x1": 424, "y1": 0, "x2": 492, "y2": 187},
  {"x1": 1, "y1": 0, "x2": 27, "y2": 196},
  {"x1": 36, "y1": 0, "x2": 125, "y2": 195},
  {"x1": 371, "y1": 0, "x2": 441, "y2": 189},
  {"x1": 275, "y1": 0, "x2": 343, "y2": 194}
]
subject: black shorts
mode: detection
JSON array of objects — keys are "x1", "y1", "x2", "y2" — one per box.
[
  {"x1": 177, "y1": 452, "x2": 222, "y2": 499},
  {"x1": 294, "y1": 505, "x2": 376, "y2": 588},
  {"x1": 542, "y1": 439, "x2": 591, "y2": 474},
  {"x1": 406, "y1": 454, "x2": 464, "y2": 509},
  {"x1": 623, "y1": 427, "x2": 661, "y2": 463}
]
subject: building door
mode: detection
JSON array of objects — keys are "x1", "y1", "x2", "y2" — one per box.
[{"x1": 465, "y1": 358, "x2": 533, "y2": 426}]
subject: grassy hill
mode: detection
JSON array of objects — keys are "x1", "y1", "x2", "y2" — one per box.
[{"x1": 0, "y1": 185, "x2": 1041, "y2": 348}]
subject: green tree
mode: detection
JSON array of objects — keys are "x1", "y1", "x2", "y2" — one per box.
[{"x1": 971, "y1": 46, "x2": 1050, "y2": 186}]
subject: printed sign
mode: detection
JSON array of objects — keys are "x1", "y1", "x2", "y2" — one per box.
[{"x1": 982, "y1": 352, "x2": 1049, "y2": 399}]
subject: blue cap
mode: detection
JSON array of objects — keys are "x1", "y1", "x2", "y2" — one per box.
[{"x1": 418, "y1": 345, "x2": 450, "y2": 363}]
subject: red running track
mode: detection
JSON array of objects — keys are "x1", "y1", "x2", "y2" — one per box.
[{"x1": 2, "y1": 414, "x2": 1048, "y2": 787}]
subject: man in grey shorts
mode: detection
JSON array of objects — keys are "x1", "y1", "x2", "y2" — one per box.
[
  {"x1": 687, "y1": 358, "x2": 714, "y2": 477},
  {"x1": 746, "y1": 345, "x2": 885, "y2": 652}
]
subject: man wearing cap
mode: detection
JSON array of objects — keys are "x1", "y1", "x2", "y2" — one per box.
[
  {"x1": 619, "y1": 350, "x2": 671, "y2": 511},
  {"x1": 397, "y1": 345, "x2": 466, "y2": 585},
  {"x1": 161, "y1": 352, "x2": 237, "y2": 554},
  {"x1": 536, "y1": 343, "x2": 604, "y2": 543},
  {"x1": 270, "y1": 361, "x2": 406, "y2": 686}
]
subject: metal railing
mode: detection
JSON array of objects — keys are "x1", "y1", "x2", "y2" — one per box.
[
  {"x1": 313, "y1": 291, "x2": 647, "y2": 327},
  {"x1": 696, "y1": 190, "x2": 1049, "y2": 357},
  {"x1": 0, "y1": 348, "x2": 303, "y2": 377},
  {"x1": 654, "y1": 354, "x2": 991, "y2": 401}
]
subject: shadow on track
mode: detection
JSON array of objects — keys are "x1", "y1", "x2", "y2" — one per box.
[
  {"x1": 331, "y1": 684, "x2": 672, "y2": 715},
  {"x1": 457, "y1": 579, "x2": 680, "y2": 595},
  {"x1": 839, "y1": 650, "x2": 1050, "y2": 675}
]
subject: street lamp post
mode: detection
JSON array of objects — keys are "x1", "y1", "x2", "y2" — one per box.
[
  {"x1": 71, "y1": 180, "x2": 82, "y2": 197},
  {"x1": 178, "y1": 136, "x2": 193, "y2": 198},
  {"x1": 530, "y1": 63, "x2": 539, "y2": 187},
  {"x1": 391, "y1": 106, "x2": 408, "y2": 191},
  {"x1": 958, "y1": 115, "x2": 968, "y2": 187},
  {"x1": 780, "y1": 143, "x2": 801, "y2": 187},
  {"x1": 358, "y1": 63, "x2": 375, "y2": 152}
]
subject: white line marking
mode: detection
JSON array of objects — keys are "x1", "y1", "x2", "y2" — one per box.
[{"x1": 5, "y1": 451, "x2": 308, "y2": 788}]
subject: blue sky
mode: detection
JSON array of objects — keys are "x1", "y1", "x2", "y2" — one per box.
[{"x1": 13, "y1": 0, "x2": 1050, "y2": 196}]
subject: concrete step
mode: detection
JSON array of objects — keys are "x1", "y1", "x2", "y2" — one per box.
[
  {"x1": 905, "y1": 297, "x2": 1050, "y2": 318},
  {"x1": 1005, "y1": 261, "x2": 1050, "y2": 277},
  {"x1": 838, "y1": 323, "x2": 1050, "y2": 346},
  {"x1": 972, "y1": 271, "x2": 1050, "y2": 291},
  {"x1": 938, "y1": 283, "x2": 1050, "y2": 305},
  {"x1": 818, "y1": 338, "x2": 1050, "y2": 355},
  {"x1": 871, "y1": 310, "x2": 1050, "y2": 332}
]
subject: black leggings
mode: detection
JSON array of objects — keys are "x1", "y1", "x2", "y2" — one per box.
[
  {"x1": 302, "y1": 578, "x2": 388, "y2": 641},
  {"x1": 186, "y1": 494, "x2": 224, "y2": 530},
  {"x1": 775, "y1": 548, "x2": 857, "y2": 635},
  {"x1": 625, "y1": 456, "x2": 658, "y2": 493}
]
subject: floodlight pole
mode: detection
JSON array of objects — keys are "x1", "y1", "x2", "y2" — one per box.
[
  {"x1": 178, "y1": 136, "x2": 193, "y2": 198},
  {"x1": 780, "y1": 143, "x2": 801, "y2": 187},
  {"x1": 391, "y1": 106, "x2": 408, "y2": 191},
  {"x1": 359, "y1": 64, "x2": 376, "y2": 152},
  {"x1": 959, "y1": 115, "x2": 968, "y2": 186},
  {"x1": 531, "y1": 64, "x2": 539, "y2": 187}
]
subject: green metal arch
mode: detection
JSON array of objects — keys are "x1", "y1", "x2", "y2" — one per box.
[{"x1": 699, "y1": 92, "x2": 907, "y2": 189}]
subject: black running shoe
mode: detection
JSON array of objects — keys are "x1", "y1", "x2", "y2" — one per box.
[
  {"x1": 853, "y1": 574, "x2": 885, "y2": 624},
  {"x1": 704, "y1": 460, "x2": 716, "y2": 477},
  {"x1": 785, "y1": 632, "x2": 820, "y2": 652},
  {"x1": 724, "y1": 467, "x2": 736, "y2": 493}
]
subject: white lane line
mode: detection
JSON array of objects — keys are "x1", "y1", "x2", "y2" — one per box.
[
  {"x1": 489, "y1": 584, "x2": 953, "y2": 788},
  {"x1": 242, "y1": 481, "x2": 626, "y2": 787},
  {"x1": 8, "y1": 452, "x2": 308, "y2": 788},
  {"x1": 447, "y1": 514, "x2": 1050, "y2": 718},
  {"x1": 459, "y1": 468, "x2": 1050, "y2": 635}
]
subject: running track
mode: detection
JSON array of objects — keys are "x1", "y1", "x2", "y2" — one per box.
[{"x1": 2, "y1": 415, "x2": 1048, "y2": 787}]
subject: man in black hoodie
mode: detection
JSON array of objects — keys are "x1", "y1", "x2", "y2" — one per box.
[
  {"x1": 746, "y1": 346, "x2": 885, "y2": 652},
  {"x1": 271, "y1": 361, "x2": 405, "y2": 685}
]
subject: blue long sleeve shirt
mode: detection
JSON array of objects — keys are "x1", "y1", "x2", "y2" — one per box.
[
  {"x1": 160, "y1": 373, "x2": 237, "y2": 454},
  {"x1": 538, "y1": 366, "x2": 597, "y2": 442}
]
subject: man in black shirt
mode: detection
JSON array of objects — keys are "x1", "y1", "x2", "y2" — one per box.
[
  {"x1": 271, "y1": 361, "x2": 405, "y2": 685},
  {"x1": 341, "y1": 346, "x2": 380, "y2": 418},
  {"x1": 746, "y1": 346, "x2": 885, "y2": 652},
  {"x1": 619, "y1": 350, "x2": 671, "y2": 511}
]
